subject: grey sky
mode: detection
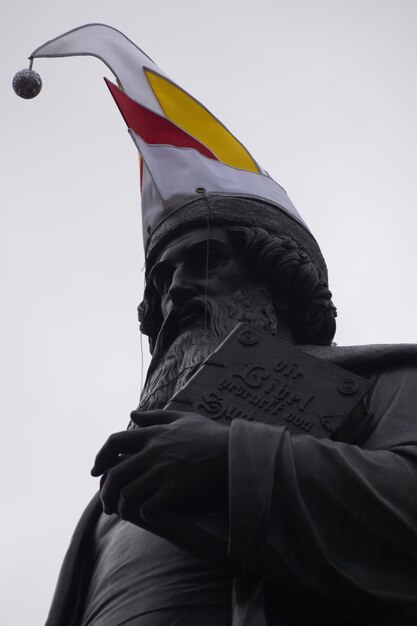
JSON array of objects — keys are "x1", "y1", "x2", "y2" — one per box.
[{"x1": 2, "y1": 1, "x2": 417, "y2": 623}]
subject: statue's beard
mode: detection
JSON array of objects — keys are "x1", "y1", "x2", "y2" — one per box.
[{"x1": 138, "y1": 286, "x2": 278, "y2": 412}]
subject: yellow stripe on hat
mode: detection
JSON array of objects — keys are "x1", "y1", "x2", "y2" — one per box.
[{"x1": 144, "y1": 69, "x2": 259, "y2": 173}]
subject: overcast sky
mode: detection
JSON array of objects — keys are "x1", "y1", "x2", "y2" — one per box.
[{"x1": 2, "y1": 1, "x2": 417, "y2": 623}]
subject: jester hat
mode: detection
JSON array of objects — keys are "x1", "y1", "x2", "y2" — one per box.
[{"x1": 26, "y1": 24, "x2": 327, "y2": 279}]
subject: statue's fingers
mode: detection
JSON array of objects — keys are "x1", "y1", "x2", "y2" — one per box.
[
  {"x1": 130, "y1": 409, "x2": 186, "y2": 427},
  {"x1": 100, "y1": 449, "x2": 155, "y2": 514},
  {"x1": 117, "y1": 469, "x2": 160, "y2": 520},
  {"x1": 91, "y1": 427, "x2": 157, "y2": 476}
]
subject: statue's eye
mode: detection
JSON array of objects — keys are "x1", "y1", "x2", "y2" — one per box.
[
  {"x1": 188, "y1": 241, "x2": 230, "y2": 274},
  {"x1": 150, "y1": 265, "x2": 174, "y2": 295}
]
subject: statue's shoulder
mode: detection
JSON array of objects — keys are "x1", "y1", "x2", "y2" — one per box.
[
  {"x1": 303, "y1": 343, "x2": 417, "y2": 447},
  {"x1": 302, "y1": 342, "x2": 417, "y2": 377}
]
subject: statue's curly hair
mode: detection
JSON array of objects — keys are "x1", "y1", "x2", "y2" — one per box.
[{"x1": 138, "y1": 225, "x2": 336, "y2": 347}]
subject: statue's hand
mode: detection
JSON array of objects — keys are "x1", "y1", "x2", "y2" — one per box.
[{"x1": 91, "y1": 410, "x2": 229, "y2": 523}]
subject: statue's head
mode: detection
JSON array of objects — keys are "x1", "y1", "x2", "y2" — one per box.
[
  {"x1": 139, "y1": 194, "x2": 336, "y2": 356},
  {"x1": 24, "y1": 26, "x2": 337, "y2": 369}
]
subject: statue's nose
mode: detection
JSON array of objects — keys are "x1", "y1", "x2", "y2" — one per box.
[{"x1": 167, "y1": 267, "x2": 198, "y2": 306}]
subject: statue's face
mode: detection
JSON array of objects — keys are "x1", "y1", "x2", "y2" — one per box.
[
  {"x1": 141, "y1": 225, "x2": 282, "y2": 409},
  {"x1": 149, "y1": 226, "x2": 254, "y2": 323}
]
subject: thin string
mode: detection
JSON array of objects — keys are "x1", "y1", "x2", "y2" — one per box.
[
  {"x1": 139, "y1": 260, "x2": 146, "y2": 396},
  {"x1": 129, "y1": 328, "x2": 144, "y2": 429},
  {"x1": 139, "y1": 331, "x2": 144, "y2": 396},
  {"x1": 204, "y1": 211, "x2": 210, "y2": 332}
]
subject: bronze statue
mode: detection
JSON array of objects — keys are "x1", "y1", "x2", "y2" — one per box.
[
  {"x1": 43, "y1": 195, "x2": 417, "y2": 626},
  {"x1": 15, "y1": 24, "x2": 417, "y2": 626}
]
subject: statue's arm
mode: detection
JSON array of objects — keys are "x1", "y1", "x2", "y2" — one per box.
[{"x1": 228, "y1": 364, "x2": 417, "y2": 607}]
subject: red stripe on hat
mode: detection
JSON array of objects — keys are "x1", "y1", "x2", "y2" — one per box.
[{"x1": 105, "y1": 79, "x2": 217, "y2": 161}]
